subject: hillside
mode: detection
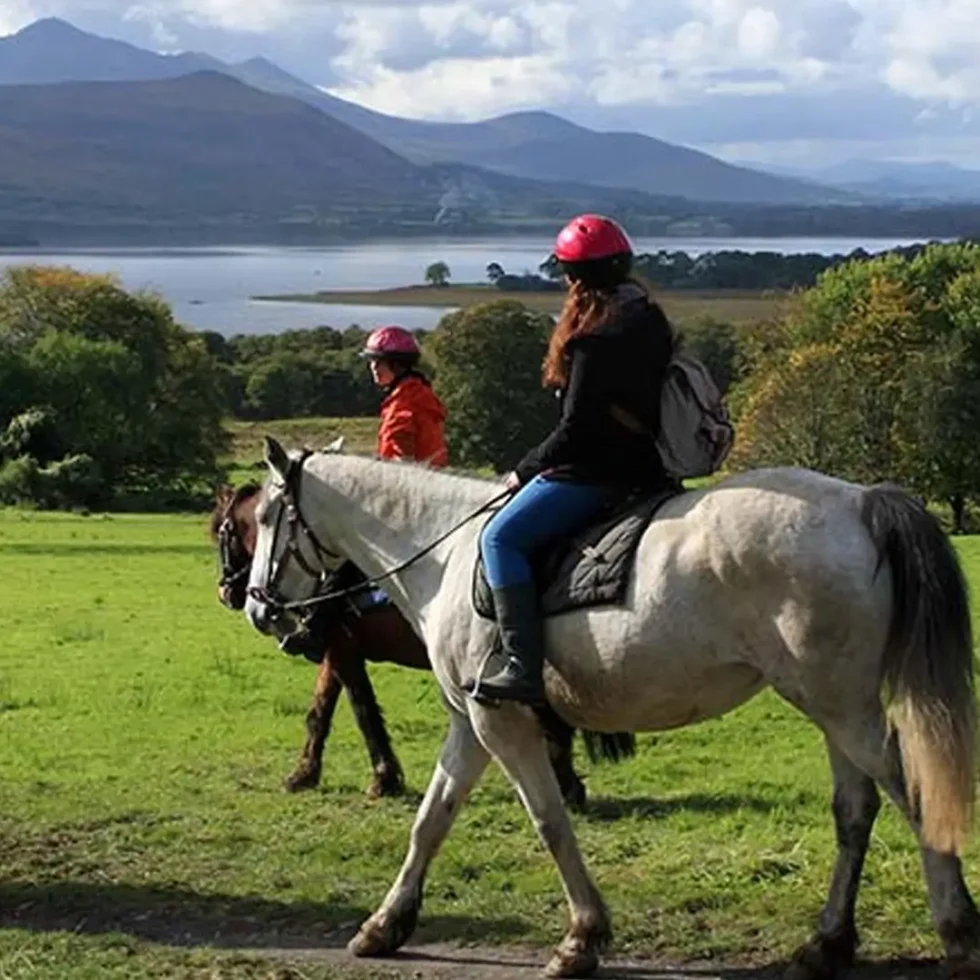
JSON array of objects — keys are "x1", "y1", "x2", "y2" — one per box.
[
  {"x1": 0, "y1": 18, "x2": 846, "y2": 207},
  {"x1": 0, "y1": 71, "x2": 742, "y2": 236},
  {"x1": 0, "y1": 72, "x2": 435, "y2": 222}
]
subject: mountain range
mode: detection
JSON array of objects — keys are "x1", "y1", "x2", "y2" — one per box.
[
  {"x1": 1, "y1": 17, "x2": 978, "y2": 244},
  {"x1": 0, "y1": 17, "x2": 844, "y2": 209}
]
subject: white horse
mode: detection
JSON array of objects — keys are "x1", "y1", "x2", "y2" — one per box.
[{"x1": 245, "y1": 437, "x2": 979, "y2": 980}]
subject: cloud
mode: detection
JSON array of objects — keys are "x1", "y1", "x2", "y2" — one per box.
[{"x1": 4, "y1": 0, "x2": 980, "y2": 161}]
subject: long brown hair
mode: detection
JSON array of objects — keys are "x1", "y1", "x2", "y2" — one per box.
[{"x1": 543, "y1": 279, "x2": 648, "y2": 388}]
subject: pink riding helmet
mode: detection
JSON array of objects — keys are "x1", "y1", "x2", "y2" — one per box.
[{"x1": 361, "y1": 325, "x2": 421, "y2": 358}]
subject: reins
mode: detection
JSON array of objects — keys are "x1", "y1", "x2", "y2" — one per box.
[{"x1": 247, "y1": 454, "x2": 512, "y2": 616}]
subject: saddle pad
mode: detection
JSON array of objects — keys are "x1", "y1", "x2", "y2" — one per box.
[{"x1": 472, "y1": 489, "x2": 676, "y2": 621}]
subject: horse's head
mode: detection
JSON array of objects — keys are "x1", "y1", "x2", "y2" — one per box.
[
  {"x1": 210, "y1": 481, "x2": 262, "y2": 610},
  {"x1": 244, "y1": 435, "x2": 347, "y2": 643}
]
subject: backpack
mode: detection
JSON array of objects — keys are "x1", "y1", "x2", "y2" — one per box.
[
  {"x1": 655, "y1": 349, "x2": 734, "y2": 480},
  {"x1": 611, "y1": 345, "x2": 734, "y2": 481}
]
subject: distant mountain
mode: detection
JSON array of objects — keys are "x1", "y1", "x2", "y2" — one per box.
[
  {"x1": 0, "y1": 17, "x2": 222, "y2": 84},
  {"x1": 307, "y1": 102, "x2": 848, "y2": 206},
  {"x1": 0, "y1": 18, "x2": 849, "y2": 207},
  {"x1": 752, "y1": 158, "x2": 980, "y2": 203},
  {"x1": 0, "y1": 73, "x2": 433, "y2": 221},
  {"x1": 0, "y1": 72, "x2": 737, "y2": 235}
]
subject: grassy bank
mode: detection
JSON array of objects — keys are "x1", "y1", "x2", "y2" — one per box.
[
  {"x1": 253, "y1": 285, "x2": 787, "y2": 324},
  {"x1": 224, "y1": 416, "x2": 379, "y2": 480},
  {"x1": 2, "y1": 508, "x2": 978, "y2": 977}
]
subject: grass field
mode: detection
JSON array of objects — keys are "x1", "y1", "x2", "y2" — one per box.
[
  {"x1": 2, "y1": 509, "x2": 980, "y2": 978},
  {"x1": 253, "y1": 285, "x2": 787, "y2": 325},
  {"x1": 224, "y1": 417, "x2": 379, "y2": 481}
]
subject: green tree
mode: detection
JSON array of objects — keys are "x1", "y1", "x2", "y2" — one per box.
[
  {"x1": 730, "y1": 243, "x2": 980, "y2": 521},
  {"x1": 425, "y1": 261, "x2": 451, "y2": 287},
  {"x1": 0, "y1": 265, "x2": 227, "y2": 508},
  {"x1": 486, "y1": 262, "x2": 505, "y2": 285},
  {"x1": 429, "y1": 301, "x2": 556, "y2": 471}
]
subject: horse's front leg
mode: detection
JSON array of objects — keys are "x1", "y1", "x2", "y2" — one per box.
[
  {"x1": 285, "y1": 657, "x2": 342, "y2": 792},
  {"x1": 337, "y1": 648, "x2": 406, "y2": 798},
  {"x1": 470, "y1": 703, "x2": 611, "y2": 979},
  {"x1": 349, "y1": 709, "x2": 490, "y2": 957}
]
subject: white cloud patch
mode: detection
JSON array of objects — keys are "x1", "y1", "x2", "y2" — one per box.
[{"x1": 4, "y1": 0, "x2": 980, "y2": 159}]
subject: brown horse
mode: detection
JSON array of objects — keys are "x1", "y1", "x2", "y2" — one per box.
[{"x1": 210, "y1": 484, "x2": 627, "y2": 804}]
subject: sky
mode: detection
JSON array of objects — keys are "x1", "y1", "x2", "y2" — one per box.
[{"x1": 2, "y1": 0, "x2": 980, "y2": 169}]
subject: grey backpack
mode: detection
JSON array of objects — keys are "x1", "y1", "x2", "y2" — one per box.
[
  {"x1": 655, "y1": 350, "x2": 734, "y2": 480},
  {"x1": 611, "y1": 346, "x2": 734, "y2": 481}
]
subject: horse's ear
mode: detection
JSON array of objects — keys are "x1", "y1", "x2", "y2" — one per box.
[
  {"x1": 324, "y1": 436, "x2": 345, "y2": 454},
  {"x1": 264, "y1": 436, "x2": 290, "y2": 482}
]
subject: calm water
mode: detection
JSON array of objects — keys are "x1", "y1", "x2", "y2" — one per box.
[{"x1": 0, "y1": 236, "x2": 931, "y2": 335}]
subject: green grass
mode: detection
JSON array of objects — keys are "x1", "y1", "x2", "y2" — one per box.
[
  {"x1": 223, "y1": 418, "x2": 379, "y2": 485},
  {"x1": 253, "y1": 285, "x2": 786, "y2": 326},
  {"x1": 2, "y1": 510, "x2": 980, "y2": 977}
]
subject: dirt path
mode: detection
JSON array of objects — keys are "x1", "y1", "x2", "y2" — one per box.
[
  {"x1": 259, "y1": 941, "x2": 947, "y2": 980},
  {"x1": 0, "y1": 883, "x2": 947, "y2": 980}
]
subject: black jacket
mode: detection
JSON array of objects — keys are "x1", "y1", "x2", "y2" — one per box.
[{"x1": 515, "y1": 286, "x2": 674, "y2": 489}]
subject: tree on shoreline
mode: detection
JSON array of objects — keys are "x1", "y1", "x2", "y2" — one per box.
[{"x1": 425, "y1": 261, "x2": 451, "y2": 287}]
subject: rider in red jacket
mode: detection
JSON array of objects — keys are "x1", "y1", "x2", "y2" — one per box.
[{"x1": 362, "y1": 326, "x2": 448, "y2": 468}]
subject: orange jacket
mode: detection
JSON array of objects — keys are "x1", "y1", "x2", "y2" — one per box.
[{"x1": 377, "y1": 374, "x2": 448, "y2": 468}]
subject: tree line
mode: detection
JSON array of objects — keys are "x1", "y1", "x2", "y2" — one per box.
[{"x1": 481, "y1": 241, "x2": 947, "y2": 293}]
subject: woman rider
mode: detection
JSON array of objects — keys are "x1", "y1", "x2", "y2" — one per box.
[
  {"x1": 471, "y1": 214, "x2": 675, "y2": 705},
  {"x1": 361, "y1": 325, "x2": 448, "y2": 468}
]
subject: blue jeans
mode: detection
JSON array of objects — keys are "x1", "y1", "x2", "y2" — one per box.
[{"x1": 480, "y1": 475, "x2": 617, "y2": 589}]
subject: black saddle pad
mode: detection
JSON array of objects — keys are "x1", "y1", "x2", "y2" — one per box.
[{"x1": 472, "y1": 488, "x2": 677, "y2": 621}]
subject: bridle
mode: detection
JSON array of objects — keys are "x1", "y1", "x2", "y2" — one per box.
[
  {"x1": 246, "y1": 450, "x2": 345, "y2": 623},
  {"x1": 216, "y1": 483, "x2": 262, "y2": 610},
  {"x1": 246, "y1": 452, "x2": 513, "y2": 625}
]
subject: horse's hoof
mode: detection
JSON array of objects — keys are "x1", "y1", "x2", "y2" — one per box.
[
  {"x1": 284, "y1": 764, "x2": 321, "y2": 793},
  {"x1": 367, "y1": 767, "x2": 405, "y2": 800},
  {"x1": 785, "y1": 934, "x2": 856, "y2": 980},
  {"x1": 348, "y1": 902, "x2": 419, "y2": 958},
  {"x1": 561, "y1": 778, "x2": 587, "y2": 811},
  {"x1": 348, "y1": 918, "x2": 392, "y2": 958},
  {"x1": 544, "y1": 943, "x2": 599, "y2": 978}
]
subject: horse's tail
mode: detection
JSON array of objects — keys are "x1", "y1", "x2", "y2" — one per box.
[
  {"x1": 581, "y1": 731, "x2": 637, "y2": 765},
  {"x1": 861, "y1": 483, "x2": 976, "y2": 854}
]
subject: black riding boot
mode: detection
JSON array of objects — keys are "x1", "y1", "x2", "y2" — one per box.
[{"x1": 473, "y1": 582, "x2": 546, "y2": 705}]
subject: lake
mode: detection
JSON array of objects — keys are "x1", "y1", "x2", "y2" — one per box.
[{"x1": 0, "y1": 236, "x2": 933, "y2": 335}]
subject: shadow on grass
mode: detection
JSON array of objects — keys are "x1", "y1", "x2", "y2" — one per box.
[
  {"x1": 0, "y1": 880, "x2": 530, "y2": 950},
  {"x1": 579, "y1": 793, "x2": 776, "y2": 823}
]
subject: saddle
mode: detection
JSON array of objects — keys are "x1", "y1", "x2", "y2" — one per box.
[{"x1": 472, "y1": 488, "x2": 677, "y2": 621}]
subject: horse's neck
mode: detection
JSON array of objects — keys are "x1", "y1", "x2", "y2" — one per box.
[{"x1": 305, "y1": 455, "x2": 496, "y2": 623}]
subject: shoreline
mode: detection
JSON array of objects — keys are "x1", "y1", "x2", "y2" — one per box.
[{"x1": 252, "y1": 284, "x2": 787, "y2": 322}]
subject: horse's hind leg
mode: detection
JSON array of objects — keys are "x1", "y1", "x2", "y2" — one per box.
[
  {"x1": 539, "y1": 710, "x2": 587, "y2": 809},
  {"x1": 285, "y1": 658, "x2": 342, "y2": 792},
  {"x1": 787, "y1": 737, "x2": 880, "y2": 980},
  {"x1": 348, "y1": 708, "x2": 490, "y2": 959},
  {"x1": 827, "y1": 716, "x2": 980, "y2": 977},
  {"x1": 470, "y1": 703, "x2": 610, "y2": 979},
  {"x1": 338, "y1": 654, "x2": 405, "y2": 798}
]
